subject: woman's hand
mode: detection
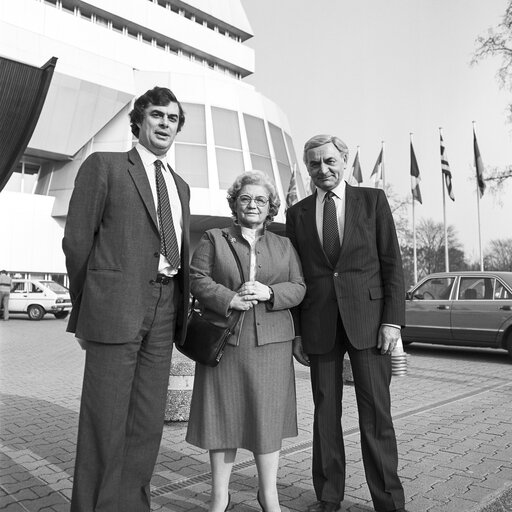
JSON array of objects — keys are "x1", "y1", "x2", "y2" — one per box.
[
  {"x1": 229, "y1": 292, "x2": 258, "y2": 311},
  {"x1": 237, "y1": 281, "x2": 272, "y2": 302}
]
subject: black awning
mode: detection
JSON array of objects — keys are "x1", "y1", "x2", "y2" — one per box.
[{"x1": 0, "y1": 56, "x2": 57, "y2": 192}]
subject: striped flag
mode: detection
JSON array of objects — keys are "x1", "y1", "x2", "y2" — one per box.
[
  {"x1": 440, "y1": 133, "x2": 455, "y2": 201},
  {"x1": 286, "y1": 165, "x2": 298, "y2": 209},
  {"x1": 370, "y1": 148, "x2": 384, "y2": 189},
  {"x1": 348, "y1": 148, "x2": 363, "y2": 186},
  {"x1": 410, "y1": 141, "x2": 422, "y2": 204},
  {"x1": 473, "y1": 127, "x2": 486, "y2": 197}
]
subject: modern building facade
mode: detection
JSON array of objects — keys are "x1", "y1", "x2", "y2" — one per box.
[{"x1": 0, "y1": 0, "x2": 307, "y2": 282}]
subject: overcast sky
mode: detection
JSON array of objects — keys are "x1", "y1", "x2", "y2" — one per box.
[{"x1": 240, "y1": 0, "x2": 512, "y2": 261}]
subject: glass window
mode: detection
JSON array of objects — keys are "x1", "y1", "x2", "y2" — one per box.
[
  {"x1": 249, "y1": 155, "x2": 274, "y2": 180},
  {"x1": 216, "y1": 148, "x2": 245, "y2": 189},
  {"x1": 212, "y1": 107, "x2": 241, "y2": 149},
  {"x1": 174, "y1": 144, "x2": 208, "y2": 187},
  {"x1": 244, "y1": 114, "x2": 270, "y2": 156},
  {"x1": 495, "y1": 281, "x2": 512, "y2": 299},
  {"x1": 458, "y1": 277, "x2": 494, "y2": 300},
  {"x1": 412, "y1": 277, "x2": 455, "y2": 300},
  {"x1": 95, "y1": 15, "x2": 109, "y2": 28},
  {"x1": 40, "y1": 281, "x2": 68, "y2": 293},
  {"x1": 29, "y1": 283, "x2": 43, "y2": 293},
  {"x1": 269, "y1": 124, "x2": 289, "y2": 164},
  {"x1": 11, "y1": 282, "x2": 26, "y2": 293},
  {"x1": 61, "y1": 0, "x2": 75, "y2": 15},
  {"x1": 285, "y1": 132, "x2": 306, "y2": 197},
  {"x1": 175, "y1": 103, "x2": 206, "y2": 144},
  {"x1": 277, "y1": 162, "x2": 292, "y2": 194}
]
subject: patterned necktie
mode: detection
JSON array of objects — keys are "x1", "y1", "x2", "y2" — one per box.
[
  {"x1": 323, "y1": 190, "x2": 341, "y2": 266},
  {"x1": 154, "y1": 160, "x2": 180, "y2": 268}
]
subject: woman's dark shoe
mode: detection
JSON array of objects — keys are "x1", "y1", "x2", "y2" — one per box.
[{"x1": 257, "y1": 491, "x2": 267, "y2": 512}]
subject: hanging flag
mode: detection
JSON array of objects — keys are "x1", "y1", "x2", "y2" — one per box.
[
  {"x1": 440, "y1": 133, "x2": 455, "y2": 201},
  {"x1": 285, "y1": 165, "x2": 298, "y2": 209},
  {"x1": 370, "y1": 148, "x2": 384, "y2": 189},
  {"x1": 473, "y1": 127, "x2": 486, "y2": 197},
  {"x1": 349, "y1": 148, "x2": 363, "y2": 186},
  {"x1": 410, "y1": 141, "x2": 422, "y2": 204}
]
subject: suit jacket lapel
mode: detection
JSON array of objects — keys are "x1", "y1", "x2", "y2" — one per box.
[
  {"x1": 340, "y1": 184, "x2": 361, "y2": 256},
  {"x1": 299, "y1": 193, "x2": 329, "y2": 262},
  {"x1": 169, "y1": 165, "x2": 191, "y2": 263},
  {"x1": 127, "y1": 148, "x2": 159, "y2": 230}
]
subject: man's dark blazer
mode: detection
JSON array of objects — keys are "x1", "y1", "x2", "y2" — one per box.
[
  {"x1": 286, "y1": 184, "x2": 405, "y2": 353},
  {"x1": 63, "y1": 148, "x2": 190, "y2": 344}
]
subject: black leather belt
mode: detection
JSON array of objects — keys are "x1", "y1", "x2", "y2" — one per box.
[{"x1": 155, "y1": 274, "x2": 173, "y2": 285}]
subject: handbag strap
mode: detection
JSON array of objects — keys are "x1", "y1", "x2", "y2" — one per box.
[
  {"x1": 222, "y1": 231, "x2": 245, "y2": 284},
  {"x1": 190, "y1": 232, "x2": 246, "y2": 330},
  {"x1": 221, "y1": 231, "x2": 245, "y2": 329}
]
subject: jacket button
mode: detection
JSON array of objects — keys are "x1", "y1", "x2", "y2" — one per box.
[
  {"x1": 154, "y1": 252, "x2": 159, "y2": 258},
  {"x1": 334, "y1": 272, "x2": 339, "y2": 277}
]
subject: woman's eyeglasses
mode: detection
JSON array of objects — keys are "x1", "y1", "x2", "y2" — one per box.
[{"x1": 238, "y1": 195, "x2": 269, "y2": 207}]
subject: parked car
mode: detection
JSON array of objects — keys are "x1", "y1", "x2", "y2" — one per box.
[
  {"x1": 7, "y1": 279, "x2": 72, "y2": 320},
  {"x1": 403, "y1": 271, "x2": 512, "y2": 359}
]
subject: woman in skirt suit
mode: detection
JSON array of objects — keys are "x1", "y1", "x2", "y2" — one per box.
[{"x1": 186, "y1": 170, "x2": 306, "y2": 512}]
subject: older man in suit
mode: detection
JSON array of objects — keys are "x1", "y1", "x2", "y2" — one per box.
[
  {"x1": 286, "y1": 134, "x2": 407, "y2": 512},
  {"x1": 63, "y1": 86, "x2": 190, "y2": 512}
]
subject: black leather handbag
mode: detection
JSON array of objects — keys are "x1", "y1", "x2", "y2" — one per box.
[{"x1": 177, "y1": 233, "x2": 244, "y2": 367}]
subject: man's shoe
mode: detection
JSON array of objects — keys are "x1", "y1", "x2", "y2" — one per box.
[{"x1": 307, "y1": 501, "x2": 341, "y2": 512}]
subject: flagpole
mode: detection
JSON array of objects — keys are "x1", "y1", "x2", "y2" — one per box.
[
  {"x1": 357, "y1": 146, "x2": 361, "y2": 187},
  {"x1": 473, "y1": 121, "x2": 484, "y2": 271},
  {"x1": 410, "y1": 133, "x2": 418, "y2": 284},
  {"x1": 439, "y1": 127, "x2": 449, "y2": 272}
]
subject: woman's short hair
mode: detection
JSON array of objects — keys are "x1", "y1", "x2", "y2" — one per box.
[
  {"x1": 303, "y1": 134, "x2": 349, "y2": 164},
  {"x1": 129, "y1": 86, "x2": 185, "y2": 137},
  {"x1": 227, "y1": 170, "x2": 281, "y2": 226}
]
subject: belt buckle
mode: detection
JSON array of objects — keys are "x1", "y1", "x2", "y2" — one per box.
[{"x1": 156, "y1": 274, "x2": 171, "y2": 285}]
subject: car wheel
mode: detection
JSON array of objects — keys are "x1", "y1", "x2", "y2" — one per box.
[
  {"x1": 53, "y1": 311, "x2": 69, "y2": 319},
  {"x1": 28, "y1": 305, "x2": 45, "y2": 320}
]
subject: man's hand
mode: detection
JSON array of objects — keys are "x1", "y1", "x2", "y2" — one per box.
[
  {"x1": 292, "y1": 336, "x2": 310, "y2": 366},
  {"x1": 376, "y1": 325, "x2": 401, "y2": 355}
]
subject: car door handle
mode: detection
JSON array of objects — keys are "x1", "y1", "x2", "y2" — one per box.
[
  {"x1": 437, "y1": 305, "x2": 450, "y2": 310},
  {"x1": 499, "y1": 305, "x2": 512, "y2": 311}
]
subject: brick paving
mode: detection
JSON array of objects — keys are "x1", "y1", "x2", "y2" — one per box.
[{"x1": 1, "y1": 317, "x2": 511, "y2": 511}]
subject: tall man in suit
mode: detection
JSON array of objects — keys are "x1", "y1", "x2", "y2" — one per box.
[
  {"x1": 63, "y1": 86, "x2": 190, "y2": 512},
  {"x1": 286, "y1": 134, "x2": 407, "y2": 512}
]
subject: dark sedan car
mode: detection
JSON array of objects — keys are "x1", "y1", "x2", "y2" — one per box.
[{"x1": 402, "y1": 271, "x2": 512, "y2": 359}]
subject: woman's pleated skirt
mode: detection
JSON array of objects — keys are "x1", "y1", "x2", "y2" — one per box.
[{"x1": 185, "y1": 315, "x2": 298, "y2": 454}]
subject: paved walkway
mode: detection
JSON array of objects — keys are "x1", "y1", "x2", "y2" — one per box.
[{"x1": 1, "y1": 317, "x2": 511, "y2": 511}]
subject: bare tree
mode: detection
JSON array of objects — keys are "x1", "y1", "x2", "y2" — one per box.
[
  {"x1": 472, "y1": 1, "x2": 512, "y2": 188},
  {"x1": 406, "y1": 219, "x2": 466, "y2": 285},
  {"x1": 385, "y1": 183, "x2": 411, "y2": 248},
  {"x1": 484, "y1": 238, "x2": 512, "y2": 271}
]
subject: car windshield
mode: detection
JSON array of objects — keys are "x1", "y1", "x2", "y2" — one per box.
[{"x1": 39, "y1": 281, "x2": 69, "y2": 294}]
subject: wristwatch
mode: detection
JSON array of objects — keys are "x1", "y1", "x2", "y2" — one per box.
[{"x1": 268, "y1": 286, "x2": 274, "y2": 304}]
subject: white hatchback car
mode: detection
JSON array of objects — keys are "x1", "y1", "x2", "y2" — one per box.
[{"x1": 7, "y1": 279, "x2": 72, "y2": 320}]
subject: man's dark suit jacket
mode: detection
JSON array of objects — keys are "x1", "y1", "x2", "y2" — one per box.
[
  {"x1": 286, "y1": 184, "x2": 405, "y2": 353},
  {"x1": 63, "y1": 148, "x2": 190, "y2": 344}
]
